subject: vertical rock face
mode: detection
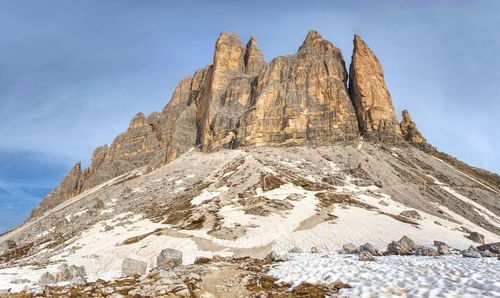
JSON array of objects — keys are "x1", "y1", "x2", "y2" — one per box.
[
  {"x1": 244, "y1": 36, "x2": 265, "y2": 74},
  {"x1": 349, "y1": 35, "x2": 402, "y2": 141},
  {"x1": 239, "y1": 30, "x2": 359, "y2": 147},
  {"x1": 197, "y1": 33, "x2": 248, "y2": 150},
  {"x1": 32, "y1": 30, "x2": 427, "y2": 219},
  {"x1": 400, "y1": 110, "x2": 426, "y2": 144}
]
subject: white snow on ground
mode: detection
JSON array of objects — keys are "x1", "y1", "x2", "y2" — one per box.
[
  {"x1": 432, "y1": 156, "x2": 499, "y2": 194},
  {"x1": 182, "y1": 183, "x2": 319, "y2": 248},
  {"x1": 191, "y1": 187, "x2": 226, "y2": 206},
  {"x1": 0, "y1": 264, "x2": 60, "y2": 292},
  {"x1": 49, "y1": 213, "x2": 231, "y2": 281},
  {"x1": 272, "y1": 205, "x2": 500, "y2": 253},
  {"x1": 269, "y1": 253, "x2": 500, "y2": 297},
  {"x1": 428, "y1": 175, "x2": 500, "y2": 229}
]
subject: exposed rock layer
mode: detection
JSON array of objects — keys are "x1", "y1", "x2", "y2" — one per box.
[
  {"x1": 400, "y1": 110, "x2": 426, "y2": 144},
  {"x1": 32, "y1": 31, "x2": 423, "y2": 218},
  {"x1": 349, "y1": 35, "x2": 402, "y2": 141}
]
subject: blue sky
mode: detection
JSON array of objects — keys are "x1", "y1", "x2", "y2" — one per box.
[{"x1": 0, "y1": 0, "x2": 499, "y2": 232}]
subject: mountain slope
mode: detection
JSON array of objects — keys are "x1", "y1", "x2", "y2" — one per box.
[
  {"x1": 0, "y1": 30, "x2": 499, "y2": 295},
  {"x1": 1, "y1": 143, "x2": 499, "y2": 287}
]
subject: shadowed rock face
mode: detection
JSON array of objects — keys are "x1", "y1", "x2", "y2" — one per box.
[
  {"x1": 349, "y1": 35, "x2": 402, "y2": 141},
  {"x1": 31, "y1": 30, "x2": 425, "y2": 219}
]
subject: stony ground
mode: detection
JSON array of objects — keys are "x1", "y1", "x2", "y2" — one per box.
[{"x1": 0, "y1": 143, "x2": 499, "y2": 296}]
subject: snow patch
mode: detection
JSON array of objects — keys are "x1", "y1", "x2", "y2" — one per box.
[{"x1": 270, "y1": 253, "x2": 500, "y2": 297}]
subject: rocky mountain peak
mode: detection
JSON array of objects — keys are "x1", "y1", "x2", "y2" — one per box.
[
  {"x1": 400, "y1": 110, "x2": 426, "y2": 144},
  {"x1": 302, "y1": 30, "x2": 323, "y2": 46},
  {"x1": 244, "y1": 36, "x2": 265, "y2": 74},
  {"x1": 213, "y1": 32, "x2": 246, "y2": 74},
  {"x1": 30, "y1": 30, "x2": 432, "y2": 219},
  {"x1": 349, "y1": 34, "x2": 402, "y2": 141},
  {"x1": 128, "y1": 112, "x2": 146, "y2": 130}
]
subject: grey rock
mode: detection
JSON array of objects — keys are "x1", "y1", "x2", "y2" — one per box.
[
  {"x1": 121, "y1": 258, "x2": 147, "y2": 276},
  {"x1": 468, "y1": 232, "x2": 485, "y2": 244},
  {"x1": 38, "y1": 272, "x2": 56, "y2": 287},
  {"x1": 157, "y1": 248, "x2": 183, "y2": 270},
  {"x1": 462, "y1": 246, "x2": 482, "y2": 258},
  {"x1": 438, "y1": 245, "x2": 451, "y2": 255},
  {"x1": 399, "y1": 210, "x2": 422, "y2": 220},
  {"x1": 415, "y1": 245, "x2": 438, "y2": 257},
  {"x1": 359, "y1": 251, "x2": 376, "y2": 261},
  {"x1": 480, "y1": 250, "x2": 497, "y2": 257},
  {"x1": 433, "y1": 241, "x2": 452, "y2": 255},
  {"x1": 269, "y1": 251, "x2": 288, "y2": 262},
  {"x1": 477, "y1": 242, "x2": 500, "y2": 254},
  {"x1": 54, "y1": 264, "x2": 87, "y2": 282},
  {"x1": 359, "y1": 243, "x2": 380, "y2": 256},
  {"x1": 342, "y1": 243, "x2": 359, "y2": 254},
  {"x1": 386, "y1": 236, "x2": 416, "y2": 255}
]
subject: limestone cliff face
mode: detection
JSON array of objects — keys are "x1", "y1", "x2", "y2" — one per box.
[
  {"x1": 349, "y1": 35, "x2": 402, "y2": 141},
  {"x1": 400, "y1": 110, "x2": 426, "y2": 144},
  {"x1": 238, "y1": 30, "x2": 359, "y2": 147},
  {"x1": 31, "y1": 30, "x2": 426, "y2": 219}
]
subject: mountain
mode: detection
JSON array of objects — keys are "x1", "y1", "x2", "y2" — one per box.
[{"x1": 0, "y1": 30, "x2": 499, "y2": 296}]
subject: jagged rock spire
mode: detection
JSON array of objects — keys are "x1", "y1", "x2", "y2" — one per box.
[
  {"x1": 244, "y1": 36, "x2": 265, "y2": 74},
  {"x1": 213, "y1": 32, "x2": 245, "y2": 75},
  {"x1": 400, "y1": 110, "x2": 426, "y2": 144},
  {"x1": 349, "y1": 34, "x2": 402, "y2": 141},
  {"x1": 300, "y1": 30, "x2": 323, "y2": 48},
  {"x1": 128, "y1": 112, "x2": 146, "y2": 130}
]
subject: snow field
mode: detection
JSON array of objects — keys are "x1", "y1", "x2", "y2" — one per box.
[{"x1": 269, "y1": 253, "x2": 500, "y2": 297}]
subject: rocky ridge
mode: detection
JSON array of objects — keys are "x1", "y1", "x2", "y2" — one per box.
[{"x1": 31, "y1": 30, "x2": 434, "y2": 219}]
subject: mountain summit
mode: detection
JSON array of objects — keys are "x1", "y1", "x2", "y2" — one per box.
[
  {"x1": 32, "y1": 31, "x2": 432, "y2": 218},
  {"x1": 0, "y1": 31, "x2": 499, "y2": 296}
]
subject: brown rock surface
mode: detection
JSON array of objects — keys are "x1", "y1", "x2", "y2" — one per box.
[
  {"x1": 349, "y1": 35, "x2": 402, "y2": 141},
  {"x1": 244, "y1": 36, "x2": 265, "y2": 74},
  {"x1": 30, "y1": 31, "x2": 443, "y2": 219},
  {"x1": 400, "y1": 110, "x2": 426, "y2": 144}
]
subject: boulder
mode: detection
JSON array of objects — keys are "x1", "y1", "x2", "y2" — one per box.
[
  {"x1": 386, "y1": 236, "x2": 416, "y2": 255},
  {"x1": 477, "y1": 242, "x2": 500, "y2": 254},
  {"x1": 268, "y1": 251, "x2": 288, "y2": 262},
  {"x1": 54, "y1": 264, "x2": 87, "y2": 282},
  {"x1": 310, "y1": 247, "x2": 320, "y2": 253},
  {"x1": 462, "y1": 246, "x2": 482, "y2": 258},
  {"x1": 121, "y1": 258, "x2": 147, "y2": 277},
  {"x1": 38, "y1": 272, "x2": 56, "y2": 287},
  {"x1": 414, "y1": 245, "x2": 438, "y2": 257},
  {"x1": 433, "y1": 241, "x2": 452, "y2": 255},
  {"x1": 399, "y1": 210, "x2": 422, "y2": 220},
  {"x1": 359, "y1": 243, "x2": 380, "y2": 256},
  {"x1": 342, "y1": 243, "x2": 359, "y2": 254},
  {"x1": 157, "y1": 249, "x2": 183, "y2": 270},
  {"x1": 480, "y1": 250, "x2": 496, "y2": 258},
  {"x1": 468, "y1": 232, "x2": 485, "y2": 244},
  {"x1": 359, "y1": 251, "x2": 376, "y2": 261}
]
